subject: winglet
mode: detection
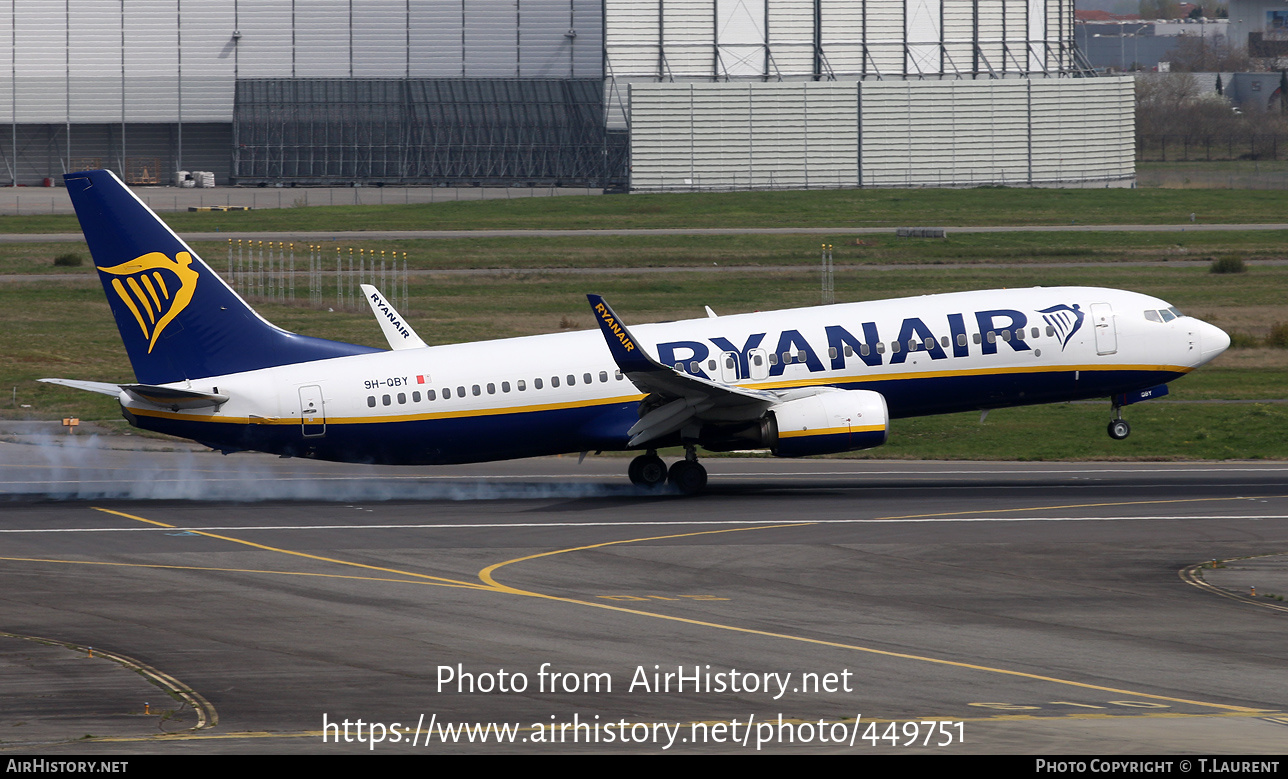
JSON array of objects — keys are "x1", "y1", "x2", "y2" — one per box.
[
  {"x1": 586, "y1": 294, "x2": 661, "y2": 374},
  {"x1": 360, "y1": 284, "x2": 427, "y2": 350}
]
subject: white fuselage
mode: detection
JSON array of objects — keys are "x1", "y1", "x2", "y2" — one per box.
[{"x1": 119, "y1": 286, "x2": 1227, "y2": 465}]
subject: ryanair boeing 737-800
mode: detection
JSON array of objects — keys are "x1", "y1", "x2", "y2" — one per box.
[{"x1": 42, "y1": 170, "x2": 1231, "y2": 494}]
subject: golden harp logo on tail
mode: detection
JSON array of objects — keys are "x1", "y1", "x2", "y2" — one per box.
[{"x1": 97, "y1": 252, "x2": 199, "y2": 353}]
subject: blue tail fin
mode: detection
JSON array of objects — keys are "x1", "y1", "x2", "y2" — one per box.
[{"x1": 65, "y1": 170, "x2": 378, "y2": 384}]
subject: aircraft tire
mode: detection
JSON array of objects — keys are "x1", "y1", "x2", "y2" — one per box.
[
  {"x1": 667, "y1": 460, "x2": 708, "y2": 496},
  {"x1": 1107, "y1": 419, "x2": 1131, "y2": 440},
  {"x1": 628, "y1": 454, "x2": 668, "y2": 488}
]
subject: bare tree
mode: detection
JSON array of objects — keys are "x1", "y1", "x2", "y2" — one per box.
[
  {"x1": 1167, "y1": 38, "x2": 1258, "y2": 72},
  {"x1": 1137, "y1": 70, "x2": 1288, "y2": 147},
  {"x1": 1139, "y1": 0, "x2": 1182, "y2": 18}
]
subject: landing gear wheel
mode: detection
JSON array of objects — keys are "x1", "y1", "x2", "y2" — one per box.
[
  {"x1": 628, "y1": 454, "x2": 667, "y2": 488},
  {"x1": 667, "y1": 460, "x2": 708, "y2": 495},
  {"x1": 1108, "y1": 419, "x2": 1131, "y2": 440}
]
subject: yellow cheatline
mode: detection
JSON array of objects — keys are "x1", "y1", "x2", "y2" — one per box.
[
  {"x1": 125, "y1": 392, "x2": 648, "y2": 426},
  {"x1": 747, "y1": 363, "x2": 1192, "y2": 393},
  {"x1": 117, "y1": 364, "x2": 1188, "y2": 428},
  {"x1": 476, "y1": 523, "x2": 1269, "y2": 714},
  {"x1": 91, "y1": 507, "x2": 489, "y2": 590},
  {"x1": 778, "y1": 424, "x2": 884, "y2": 439}
]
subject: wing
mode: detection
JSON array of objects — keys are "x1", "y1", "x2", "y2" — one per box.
[{"x1": 586, "y1": 294, "x2": 776, "y2": 447}]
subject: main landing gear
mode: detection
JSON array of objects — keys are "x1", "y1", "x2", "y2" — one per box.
[
  {"x1": 627, "y1": 446, "x2": 708, "y2": 495},
  {"x1": 627, "y1": 451, "x2": 667, "y2": 488},
  {"x1": 1107, "y1": 405, "x2": 1131, "y2": 440}
]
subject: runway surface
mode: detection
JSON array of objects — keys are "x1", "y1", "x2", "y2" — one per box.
[{"x1": 1, "y1": 438, "x2": 1286, "y2": 754}]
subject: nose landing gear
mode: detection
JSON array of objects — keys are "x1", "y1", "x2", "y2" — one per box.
[{"x1": 1108, "y1": 405, "x2": 1131, "y2": 440}]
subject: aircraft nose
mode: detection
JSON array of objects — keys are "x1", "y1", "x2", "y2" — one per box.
[{"x1": 1195, "y1": 318, "x2": 1230, "y2": 366}]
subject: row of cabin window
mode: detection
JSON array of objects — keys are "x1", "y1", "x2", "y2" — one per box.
[
  {"x1": 366, "y1": 370, "x2": 625, "y2": 408},
  {"x1": 677, "y1": 326, "x2": 1058, "y2": 373}
]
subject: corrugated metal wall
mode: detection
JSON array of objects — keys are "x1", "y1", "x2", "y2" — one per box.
[
  {"x1": 630, "y1": 82, "x2": 858, "y2": 190},
  {"x1": 606, "y1": 0, "x2": 1081, "y2": 83},
  {"x1": 0, "y1": 1, "x2": 1124, "y2": 190},
  {"x1": 605, "y1": 0, "x2": 1085, "y2": 132},
  {"x1": 233, "y1": 78, "x2": 621, "y2": 186},
  {"x1": 0, "y1": 0, "x2": 601, "y2": 184},
  {"x1": 861, "y1": 80, "x2": 1032, "y2": 186},
  {"x1": 629, "y1": 77, "x2": 1135, "y2": 191},
  {"x1": 0, "y1": 0, "x2": 600, "y2": 123},
  {"x1": 861, "y1": 78, "x2": 1134, "y2": 186}
]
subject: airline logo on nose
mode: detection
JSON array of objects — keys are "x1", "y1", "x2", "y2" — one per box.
[
  {"x1": 97, "y1": 251, "x2": 199, "y2": 353},
  {"x1": 1038, "y1": 304, "x2": 1084, "y2": 350}
]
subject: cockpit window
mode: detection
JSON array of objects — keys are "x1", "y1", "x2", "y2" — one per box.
[{"x1": 1145, "y1": 307, "x2": 1182, "y2": 323}]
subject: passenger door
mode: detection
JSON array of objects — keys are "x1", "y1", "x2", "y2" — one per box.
[
  {"x1": 1091, "y1": 303, "x2": 1117, "y2": 355},
  {"x1": 299, "y1": 385, "x2": 326, "y2": 437}
]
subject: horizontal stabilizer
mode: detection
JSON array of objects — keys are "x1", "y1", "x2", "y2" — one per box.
[
  {"x1": 38, "y1": 378, "x2": 123, "y2": 397},
  {"x1": 361, "y1": 284, "x2": 427, "y2": 350},
  {"x1": 120, "y1": 384, "x2": 229, "y2": 410},
  {"x1": 38, "y1": 378, "x2": 228, "y2": 410}
]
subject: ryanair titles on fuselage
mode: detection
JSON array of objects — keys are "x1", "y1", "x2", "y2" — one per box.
[{"x1": 656, "y1": 305, "x2": 1085, "y2": 380}]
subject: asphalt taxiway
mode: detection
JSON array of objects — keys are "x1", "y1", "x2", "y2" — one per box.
[{"x1": 1, "y1": 438, "x2": 1285, "y2": 754}]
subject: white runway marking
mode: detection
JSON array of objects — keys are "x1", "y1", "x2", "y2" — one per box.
[{"x1": 5, "y1": 514, "x2": 1287, "y2": 534}]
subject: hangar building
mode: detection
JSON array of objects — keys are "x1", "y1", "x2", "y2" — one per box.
[{"x1": 0, "y1": 0, "x2": 1133, "y2": 190}]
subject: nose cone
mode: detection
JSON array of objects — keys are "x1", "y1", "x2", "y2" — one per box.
[{"x1": 1195, "y1": 318, "x2": 1230, "y2": 366}]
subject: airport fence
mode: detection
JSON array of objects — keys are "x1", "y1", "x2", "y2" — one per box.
[{"x1": 1137, "y1": 134, "x2": 1288, "y2": 162}]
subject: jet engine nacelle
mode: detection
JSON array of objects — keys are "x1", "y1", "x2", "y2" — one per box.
[
  {"x1": 769, "y1": 388, "x2": 889, "y2": 457},
  {"x1": 696, "y1": 388, "x2": 889, "y2": 456}
]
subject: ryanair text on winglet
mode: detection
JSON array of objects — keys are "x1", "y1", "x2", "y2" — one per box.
[
  {"x1": 595, "y1": 302, "x2": 636, "y2": 353},
  {"x1": 369, "y1": 290, "x2": 413, "y2": 340}
]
